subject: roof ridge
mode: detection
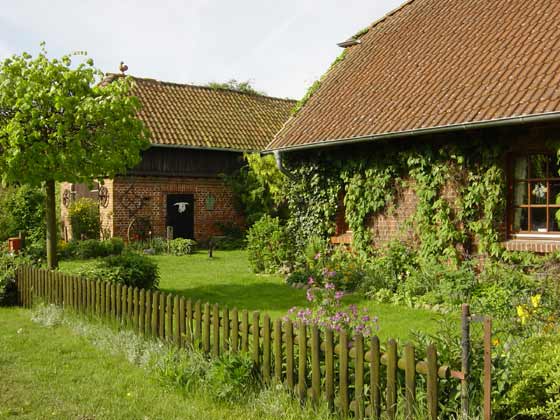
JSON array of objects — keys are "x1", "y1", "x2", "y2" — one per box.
[
  {"x1": 353, "y1": 0, "x2": 418, "y2": 40},
  {"x1": 104, "y1": 73, "x2": 296, "y2": 103}
]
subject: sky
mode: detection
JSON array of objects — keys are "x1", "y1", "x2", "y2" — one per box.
[{"x1": 0, "y1": 0, "x2": 403, "y2": 100}]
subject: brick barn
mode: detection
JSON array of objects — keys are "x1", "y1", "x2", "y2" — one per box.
[
  {"x1": 61, "y1": 75, "x2": 295, "y2": 242},
  {"x1": 267, "y1": 0, "x2": 560, "y2": 254}
]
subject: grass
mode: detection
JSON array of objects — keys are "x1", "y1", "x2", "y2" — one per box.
[
  {"x1": 0, "y1": 306, "x2": 330, "y2": 420},
  {"x1": 59, "y1": 250, "x2": 447, "y2": 341}
]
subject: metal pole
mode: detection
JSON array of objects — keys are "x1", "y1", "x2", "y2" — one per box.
[
  {"x1": 483, "y1": 317, "x2": 492, "y2": 420},
  {"x1": 461, "y1": 304, "x2": 470, "y2": 420}
]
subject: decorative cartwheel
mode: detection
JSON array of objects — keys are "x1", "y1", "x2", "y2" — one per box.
[
  {"x1": 98, "y1": 185, "x2": 109, "y2": 208},
  {"x1": 62, "y1": 189, "x2": 72, "y2": 208}
]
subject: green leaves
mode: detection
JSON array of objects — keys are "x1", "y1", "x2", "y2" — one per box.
[{"x1": 0, "y1": 46, "x2": 150, "y2": 187}]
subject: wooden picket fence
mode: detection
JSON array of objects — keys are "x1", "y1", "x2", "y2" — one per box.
[{"x1": 15, "y1": 266, "x2": 462, "y2": 419}]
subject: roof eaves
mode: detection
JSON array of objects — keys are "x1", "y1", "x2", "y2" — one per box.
[{"x1": 267, "y1": 111, "x2": 560, "y2": 153}]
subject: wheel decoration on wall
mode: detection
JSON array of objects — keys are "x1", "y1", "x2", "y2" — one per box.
[
  {"x1": 98, "y1": 185, "x2": 109, "y2": 208},
  {"x1": 62, "y1": 189, "x2": 72, "y2": 208}
]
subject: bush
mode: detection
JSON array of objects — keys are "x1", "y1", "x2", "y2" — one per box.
[
  {"x1": 59, "y1": 238, "x2": 124, "y2": 260},
  {"x1": 169, "y1": 238, "x2": 197, "y2": 256},
  {"x1": 0, "y1": 254, "x2": 30, "y2": 306},
  {"x1": 247, "y1": 215, "x2": 292, "y2": 273},
  {"x1": 68, "y1": 197, "x2": 100, "y2": 240},
  {"x1": 80, "y1": 252, "x2": 159, "y2": 289},
  {"x1": 206, "y1": 352, "x2": 257, "y2": 402},
  {"x1": 0, "y1": 185, "x2": 45, "y2": 242}
]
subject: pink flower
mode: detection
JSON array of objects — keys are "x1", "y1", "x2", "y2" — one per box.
[
  {"x1": 307, "y1": 277, "x2": 314, "y2": 285},
  {"x1": 314, "y1": 252, "x2": 322, "y2": 260},
  {"x1": 306, "y1": 289, "x2": 315, "y2": 302},
  {"x1": 335, "y1": 291, "x2": 344, "y2": 300},
  {"x1": 325, "y1": 282, "x2": 335, "y2": 290}
]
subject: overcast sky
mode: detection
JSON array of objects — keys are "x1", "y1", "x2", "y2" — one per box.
[{"x1": 0, "y1": 0, "x2": 403, "y2": 99}]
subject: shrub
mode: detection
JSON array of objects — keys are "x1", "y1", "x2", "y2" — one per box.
[
  {"x1": 80, "y1": 252, "x2": 159, "y2": 289},
  {"x1": 0, "y1": 254, "x2": 23, "y2": 305},
  {"x1": 169, "y1": 238, "x2": 197, "y2": 256},
  {"x1": 247, "y1": 215, "x2": 292, "y2": 273},
  {"x1": 0, "y1": 185, "x2": 45, "y2": 242},
  {"x1": 68, "y1": 197, "x2": 100, "y2": 240},
  {"x1": 206, "y1": 352, "x2": 257, "y2": 402},
  {"x1": 59, "y1": 238, "x2": 124, "y2": 260}
]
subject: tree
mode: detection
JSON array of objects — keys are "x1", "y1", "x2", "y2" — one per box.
[{"x1": 0, "y1": 45, "x2": 149, "y2": 268}]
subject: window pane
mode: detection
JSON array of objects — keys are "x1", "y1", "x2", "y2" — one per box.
[
  {"x1": 513, "y1": 208, "x2": 528, "y2": 231},
  {"x1": 529, "y1": 154, "x2": 547, "y2": 178},
  {"x1": 530, "y1": 182, "x2": 547, "y2": 205},
  {"x1": 531, "y1": 207, "x2": 547, "y2": 232},
  {"x1": 513, "y1": 156, "x2": 528, "y2": 180},
  {"x1": 549, "y1": 155, "x2": 560, "y2": 178},
  {"x1": 550, "y1": 209, "x2": 560, "y2": 232}
]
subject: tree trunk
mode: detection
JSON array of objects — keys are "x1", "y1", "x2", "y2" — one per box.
[{"x1": 45, "y1": 179, "x2": 58, "y2": 269}]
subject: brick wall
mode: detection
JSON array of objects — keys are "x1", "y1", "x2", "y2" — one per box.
[{"x1": 111, "y1": 175, "x2": 243, "y2": 241}]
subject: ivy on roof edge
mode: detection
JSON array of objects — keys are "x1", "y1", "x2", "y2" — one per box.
[{"x1": 290, "y1": 49, "x2": 347, "y2": 117}]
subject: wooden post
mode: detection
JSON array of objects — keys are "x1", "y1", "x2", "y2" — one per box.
[
  {"x1": 212, "y1": 304, "x2": 220, "y2": 357},
  {"x1": 461, "y1": 304, "x2": 470, "y2": 420},
  {"x1": 484, "y1": 317, "x2": 492, "y2": 420},
  {"x1": 203, "y1": 303, "x2": 211, "y2": 353},
  {"x1": 174, "y1": 295, "x2": 181, "y2": 345},
  {"x1": 274, "y1": 318, "x2": 282, "y2": 383},
  {"x1": 387, "y1": 339, "x2": 398, "y2": 420},
  {"x1": 355, "y1": 334, "x2": 365, "y2": 419},
  {"x1": 285, "y1": 319, "x2": 294, "y2": 391},
  {"x1": 231, "y1": 308, "x2": 239, "y2": 353},
  {"x1": 166, "y1": 294, "x2": 173, "y2": 341},
  {"x1": 144, "y1": 290, "x2": 151, "y2": 335},
  {"x1": 252, "y1": 312, "x2": 260, "y2": 368},
  {"x1": 139, "y1": 289, "x2": 145, "y2": 335},
  {"x1": 186, "y1": 299, "x2": 193, "y2": 347},
  {"x1": 178, "y1": 297, "x2": 185, "y2": 347},
  {"x1": 370, "y1": 336, "x2": 381, "y2": 419},
  {"x1": 241, "y1": 309, "x2": 249, "y2": 353},
  {"x1": 151, "y1": 291, "x2": 159, "y2": 337},
  {"x1": 262, "y1": 314, "x2": 271, "y2": 384},
  {"x1": 405, "y1": 344, "x2": 416, "y2": 420},
  {"x1": 133, "y1": 288, "x2": 139, "y2": 331},
  {"x1": 194, "y1": 301, "x2": 202, "y2": 346},
  {"x1": 311, "y1": 325, "x2": 321, "y2": 404},
  {"x1": 298, "y1": 321, "x2": 307, "y2": 402},
  {"x1": 325, "y1": 329, "x2": 335, "y2": 411},
  {"x1": 159, "y1": 293, "x2": 166, "y2": 340},
  {"x1": 339, "y1": 331, "x2": 349, "y2": 417},
  {"x1": 223, "y1": 307, "x2": 230, "y2": 352},
  {"x1": 427, "y1": 344, "x2": 438, "y2": 420}
]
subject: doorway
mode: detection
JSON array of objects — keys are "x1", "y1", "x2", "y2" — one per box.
[{"x1": 166, "y1": 194, "x2": 194, "y2": 239}]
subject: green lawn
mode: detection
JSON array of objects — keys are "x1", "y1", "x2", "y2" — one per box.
[
  {"x1": 59, "y1": 250, "x2": 445, "y2": 341},
  {"x1": 0, "y1": 307, "x2": 325, "y2": 420}
]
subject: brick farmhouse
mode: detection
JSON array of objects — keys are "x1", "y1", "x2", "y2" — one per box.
[
  {"x1": 61, "y1": 76, "x2": 294, "y2": 242},
  {"x1": 267, "y1": 0, "x2": 560, "y2": 253}
]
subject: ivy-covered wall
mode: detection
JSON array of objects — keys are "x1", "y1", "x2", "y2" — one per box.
[{"x1": 282, "y1": 122, "x2": 560, "y2": 262}]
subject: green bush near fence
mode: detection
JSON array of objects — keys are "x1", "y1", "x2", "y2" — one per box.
[
  {"x1": 78, "y1": 252, "x2": 159, "y2": 289},
  {"x1": 68, "y1": 198, "x2": 101, "y2": 240},
  {"x1": 169, "y1": 238, "x2": 197, "y2": 256},
  {"x1": 247, "y1": 215, "x2": 292, "y2": 273},
  {"x1": 59, "y1": 238, "x2": 125, "y2": 260}
]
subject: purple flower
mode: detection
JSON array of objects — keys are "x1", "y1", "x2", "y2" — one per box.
[
  {"x1": 307, "y1": 277, "x2": 314, "y2": 285},
  {"x1": 327, "y1": 270, "x2": 337, "y2": 278},
  {"x1": 306, "y1": 289, "x2": 315, "y2": 302},
  {"x1": 362, "y1": 315, "x2": 370, "y2": 322},
  {"x1": 349, "y1": 304, "x2": 358, "y2": 316},
  {"x1": 325, "y1": 282, "x2": 335, "y2": 290},
  {"x1": 314, "y1": 252, "x2": 321, "y2": 260},
  {"x1": 335, "y1": 291, "x2": 344, "y2": 300},
  {"x1": 288, "y1": 306, "x2": 297, "y2": 314}
]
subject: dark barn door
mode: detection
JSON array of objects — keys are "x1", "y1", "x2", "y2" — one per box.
[{"x1": 166, "y1": 194, "x2": 194, "y2": 239}]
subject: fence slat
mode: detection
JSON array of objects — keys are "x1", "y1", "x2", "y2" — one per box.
[
  {"x1": 311, "y1": 325, "x2": 321, "y2": 404},
  {"x1": 355, "y1": 334, "x2": 365, "y2": 419},
  {"x1": 285, "y1": 319, "x2": 294, "y2": 391},
  {"x1": 133, "y1": 288, "x2": 139, "y2": 331},
  {"x1": 203, "y1": 303, "x2": 211, "y2": 353},
  {"x1": 223, "y1": 307, "x2": 230, "y2": 352},
  {"x1": 194, "y1": 301, "x2": 202, "y2": 346},
  {"x1": 116, "y1": 284, "x2": 122, "y2": 319},
  {"x1": 274, "y1": 318, "x2": 282, "y2": 383},
  {"x1": 139, "y1": 289, "x2": 145, "y2": 334},
  {"x1": 127, "y1": 286, "x2": 134, "y2": 325},
  {"x1": 252, "y1": 312, "x2": 260, "y2": 368},
  {"x1": 339, "y1": 331, "x2": 349, "y2": 417},
  {"x1": 325, "y1": 329, "x2": 335, "y2": 411},
  {"x1": 262, "y1": 314, "x2": 271, "y2": 384},
  {"x1": 178, "y1": 297, "x2": 185, "y2": 347},
  {"x1": 405, "y1": 344, "x2": 416, "y2": 419},
  {"x1": 159, "y1": 293, "x2": 166, "y2": 340},
  {"x1": 145, "y1": 289, "x2": 152, "y2": 336},
  {"x1": 387, "y1": 339, "x2": 398, "y2": 420},
  {"x1": 427, "y1": 344, "x2": 438, "y2": 420},
  {"x1": 241, "y1": 309, "x2": 249, "y2": 353},
  {"x1": 151, "y1": 291, "x2": 159, "y2": 337},
  {"x1": 186, "y1": 299, "x2": 193, "y2": 347},
  {"x1": 298, "y1": 321, "x2": 307, "y2": 402},
  {"x1": 166, "y1": 294, "x2": 173, "y2": 341},
  {"x1": 212, "y1": 304, "x2": 220, "y2": 357},
  {"x1": 231, "y1": 308, "x2": 239, "y2": 353}
]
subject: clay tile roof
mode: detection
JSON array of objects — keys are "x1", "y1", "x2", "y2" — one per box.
[
  {"x1": 104, "y1": 75, "x2": 295, "y2": 151},
  {"x1": 267, "y1": 0, "x2": 560, "y2": 151}
]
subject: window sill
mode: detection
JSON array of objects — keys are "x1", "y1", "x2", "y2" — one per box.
[{"x1": 502, "y1": 239, "x2": 560, "y2": 253}]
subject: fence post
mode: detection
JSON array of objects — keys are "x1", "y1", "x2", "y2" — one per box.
[
  {"x1": 355, "y1": 333, "x2": 365, "y2": 419},
  {"x1": 427, "y1": 344, "x2": 438, "y2": 420},
  {"x1": 405, "y1": 344, "x2": 416, "y2": 420},
  {"x1": 252, "y1": 311, "x2": 260, "y2": 368},
  {"x1": 274, "y1": 318, "x2": 282, "y2": 383},
  {"x1": 231, "y1": 308, "x2": 239, "y2": 353},
  {"x1": 339, "y1": 330, "x2": 349, "y2": 417},
  {"x1": 212, "y1": 304, "x2": 220, "y2": 357},
  {"x1": 223, "y1": 306, "x2": 230, "y2": 352},
  {"x1": 285, "y1": 319, "x2": 294, "y2": 391},
  {"x1": 262, "y1": 314, "x2": 271, "y2": 384},
  {"x1": 203, "y1": 303, "x2": 211, "y2": 353},
  {"x1": 370, "y1": 336, "x2": 381, "y2": 419},
  {"x1": 298, "y1": 321, "x2": 307, "y2": 402},
  {"x1": 461, "y1": 304, "x2": 471, "y2": 420},
  {"x1": 387, "y1": 339, "x2": 398, "y2": 420},
  {"x1": 484, "y1": 317, "x2": 492, "y2": 420}
]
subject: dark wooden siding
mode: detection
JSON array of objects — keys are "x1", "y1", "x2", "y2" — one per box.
[{"x1": 125, "y1": 147, "x2": 244, "y2": 177}]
